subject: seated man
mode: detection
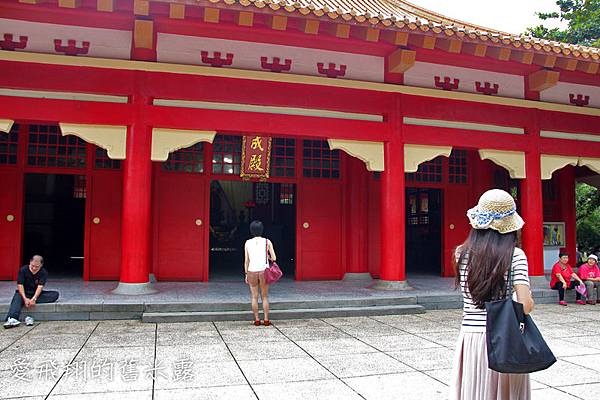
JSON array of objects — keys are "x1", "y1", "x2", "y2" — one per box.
[
  {"x1": 578, "y1": 254, "x2": 600, "y2": 305},
  {"x1": 4, "y1": 255, "x2": 59, "y2": 328}
]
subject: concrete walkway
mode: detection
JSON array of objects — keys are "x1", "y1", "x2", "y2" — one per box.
[{"x1": 1, "y1": 304, "x2": 599, "y2": 399}]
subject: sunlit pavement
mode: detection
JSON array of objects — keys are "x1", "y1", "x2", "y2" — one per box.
[{"x1": 1, "y1": 304, "x2": 599, "y2": 399}]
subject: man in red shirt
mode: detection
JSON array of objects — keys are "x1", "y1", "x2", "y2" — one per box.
[
  {"x1": 550, "y1": 253, "x2": 584, "y2": 305},
  {"x1": 578, "y1": 254, "x2": 600, "y2": 305}
]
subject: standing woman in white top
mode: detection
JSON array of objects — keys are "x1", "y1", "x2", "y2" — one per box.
[
  {"x1": 244, "y1": 220, "x2": 276, "y2": 326},
  {"x1": 450, "y1": 189, "x2": 535, "y2": 400}
]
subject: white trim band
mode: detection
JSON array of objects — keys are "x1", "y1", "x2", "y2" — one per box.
[
  {"x1": 153, "y1": 99, "x2": 384, "y2": 122},
  {"x1": 0, "y1": 88, "x2": 128, "y2": 104},
  {"x1": 403, "y1": 117, "x2": 525, "y2": 135},
  {"x1": 541, "y1": 130, "x2": 600, "y2": 143}
]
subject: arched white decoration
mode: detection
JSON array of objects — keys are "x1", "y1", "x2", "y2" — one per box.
[
  {"x1": 578, "y1": 158, "x2": 600, "y2": 175},
  {"x1": 404, "y1": 144, "x2": 452, "y2": 173},
  {"x1": 59, "y1": 123, "x2": 127, "y2": 160},
  {"x1": 327, "y1": 139, "x2": 384, "y2": 172},
  {"x1": 540, "y1": 155, "x2": 578, "y2": 180},
  {"x1": 0, "y1": 119, "x2": 14, "y2": 133},
  {"x1": 151, "y1": 128, "x2": 216, "y2": 161},
  {"x1": 479, "y1": 149, "x2": 526, "y2": 179}
]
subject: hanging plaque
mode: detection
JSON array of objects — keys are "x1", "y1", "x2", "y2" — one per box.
[{"x1": 240, "y1": 135, "x2": 272, "y2": 180}]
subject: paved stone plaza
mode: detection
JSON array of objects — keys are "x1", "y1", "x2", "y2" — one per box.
[{"x1": 0, "y1": 304, "x2": 599, "y2": 399}]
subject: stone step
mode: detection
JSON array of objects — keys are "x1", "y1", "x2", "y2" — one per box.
[
  {"x1": 144, "y1": 296, "x2": 417, "y2": 313},
  {"x1": 142, "y1": 304, "x2": 425, "y2": 323}
]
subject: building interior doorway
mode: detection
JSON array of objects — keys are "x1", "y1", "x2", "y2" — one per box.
[
  {"x1": 209, "y1": 180, "x2": 296, "y2": 280},
  {"x1": 405, "y1": 188, "x2": 443, "y2": 275},
  {"x1": 22, "y1": 173, "x2": 86, "y2": 277}
]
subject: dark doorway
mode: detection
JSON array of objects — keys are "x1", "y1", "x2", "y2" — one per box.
[
  {"x1": 406, "y1": 188, "x2": 443, "y2": 275},
  {"x1": 209, "y1": 180, "x2": 296, "y2": 280},
  {"x1": 22, "y1": 174, "x2": 86, "y2": 277}
]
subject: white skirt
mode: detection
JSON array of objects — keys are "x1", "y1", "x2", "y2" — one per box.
[{"x1": 449, "y1": 330, "x2": 531, "y2": 400}]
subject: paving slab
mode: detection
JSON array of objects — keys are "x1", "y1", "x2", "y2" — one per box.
[
  {"x1": 253, "y1": 379, "x2": 363, "y2": 400},
  {"x1": 343, "y1": 371, "x2": 448, "y2": 400},
  {"x1": 237, "y1": 357, "x2": 335, "y2": 384},
  {"x1": 154, "y1": 385, "x2": 256, "y2": 400}
]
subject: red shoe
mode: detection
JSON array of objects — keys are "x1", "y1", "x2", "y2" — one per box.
[
  {"x1": 576, "y1": 300, "x2": 586, "y2": 305},
  {"x1": 587, "y1": 300, "x2": 597, "y2": 305},
  {"x1": 263, "y1": 320, "x2": 271, "y2": 326},
  {"x1": 559, "y1": 300, "x2": 568, "y2": 306},
  {"x1": 253, "y1": 320, "x2": 261, "y2": 326}
]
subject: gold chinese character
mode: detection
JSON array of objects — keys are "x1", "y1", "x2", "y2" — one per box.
[
  {"x1": 248, "y1": 154, "x2": 264, "y2": 171},
  {"x1": 250, "y1": 136, "x2": 264, "y2": 151}
]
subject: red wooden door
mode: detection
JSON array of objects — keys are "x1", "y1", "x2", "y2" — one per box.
[
  {"x1": 298, "y1": 181, "x2": 342, "y2": 280},
  {"x1": 0, "y1": 170, "x2": 22, "y2": 279},
  {"x1": 88, "y1": 171, "x2": 122, "y2": 280},
  {"x1": 156, "y1": 173, "x2": 207, "y2": 281}
]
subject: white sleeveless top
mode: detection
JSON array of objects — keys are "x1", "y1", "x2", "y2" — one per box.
[{"x1": 245, "y1": 237, "x2": 269, "y2": 272}]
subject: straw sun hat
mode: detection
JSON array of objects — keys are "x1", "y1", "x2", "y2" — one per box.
[{"x1": 467, "y1": 189, "x2": 524, "y2": 234}]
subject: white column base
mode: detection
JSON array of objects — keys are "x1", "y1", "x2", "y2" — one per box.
[
  {"x1": 111, "y1": 282, "x2": 158, "y2": 295},
  {"x1": 343, "y1": 273, "x2": 373, "y2": 281},
  {"x1": 371, "y1": 279, "x2": 413, "y2": 291}
]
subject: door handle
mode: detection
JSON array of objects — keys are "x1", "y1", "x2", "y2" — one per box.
[
  {"x1": 195, "y1": 219, "x2": 202, "y2": 226},
  {"x1": 92, "y1": 217, "x2": 100, "y2": 224},
  {"x1": 303, "y1": 222, "x2": 309, "y2": 229},
  {"x1": 6, "y1": 214, "x2": 14, "y2": 222}
]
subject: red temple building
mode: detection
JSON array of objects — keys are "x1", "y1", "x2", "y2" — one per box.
[{"x1": 0, "y1": 0, "x2": 599, "y2": 294}]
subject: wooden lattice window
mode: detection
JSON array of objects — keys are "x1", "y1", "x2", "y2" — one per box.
[
  {"x1": 27, "y1": 124, "x2": 86, "y2": 168},
  {"x1": 280, "y1": 183, "x2": 294, "y2": 205},
  {"x1": 271, "y1": 138, "x2": 295, "y2": 178},
  {"x1": 405, "y1": 157, "x2": 442, "y2": 183},
  {"x1": 163, "y1": 143, "x2": 204, "y2": 173},
  {"x1": 449, "y1": 149, "x2": 467, "y2": 184},
  {"x1": 0, "y1": 123, "x2": 18, "y2": 165},
  {"x1": 73, "y1": 175, "x2": 86, "y2": 199},
  {"x1": 212, "y1": 135, "x2": 241, "y2": 175},
  {"x1": 302, "y1": 140, "x2": 340, "y2": 179},
  {"x1": 94, "y1": 147, "x2": 121, "y2": 170}
]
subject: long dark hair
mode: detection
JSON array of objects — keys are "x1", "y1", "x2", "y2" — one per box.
[{"x1": 454, "y1": 228, "x2": 517, "y2": 308}]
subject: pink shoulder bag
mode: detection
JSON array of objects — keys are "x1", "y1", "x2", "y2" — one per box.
[{"x1": 264, "y1": 239, "x2": 282, "y2": 284}]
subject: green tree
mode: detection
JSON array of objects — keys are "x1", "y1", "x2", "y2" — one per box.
[
  {"x1": 576, "y1": 183, "x2": 600, "y2": 254},
  {"x1": 525, "y1": 0, "x2": 600, "y2": 47}
]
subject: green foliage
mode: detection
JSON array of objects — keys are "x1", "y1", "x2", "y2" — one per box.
[
  {"x1": 525, "y1": 0, "x2": 600, "y2": 47},
  {"x1": 576, "y1": 183, "x2": 600, "y2": 252}
]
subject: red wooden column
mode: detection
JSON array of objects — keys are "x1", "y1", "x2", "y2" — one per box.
[
  {"x1": 558, "y1": 167, "x2": 577, "y2": 262},
  {"x1": 519, "y1": 150, "x2": 545, "y2": 277},
  {"x1": 373, "y1": 137, "x2": 410, "y2": 289},
  {"x1": 343, "y1": 156, "x2": 370, "y2": 280},
  {"x1": 113, "y1": 95, "x2": 156, "y2": 294}
]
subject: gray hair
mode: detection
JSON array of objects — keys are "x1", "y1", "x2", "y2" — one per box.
[{"x1": 30, "y1": 255, "x2": 44, "y2": 265}]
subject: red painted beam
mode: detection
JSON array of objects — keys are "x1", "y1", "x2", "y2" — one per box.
[
  {"x1": 0, "y1": 96, "x2": 135, "y2": 124},
  {"x1": 148, "y1": 106, "x2": 390, "y2": 140},
  {"x1": 539, "y1": 110, "x2": 600, "y2": 135},
  {"x1": 401, "y1": 95, "x2": 531, "y2": 128},
  {"x1": 0, "y1": 61, "x2": 136, "y2": 96},
  {"x1": 541, "y1": 138, "x2": 600, "y2": 157},
  {"x1": 0, "y1": 2, "x2": 133, "y2": 30},
  {"x1": 403, "y1": 125, "x2": 530, "y2": 151}
]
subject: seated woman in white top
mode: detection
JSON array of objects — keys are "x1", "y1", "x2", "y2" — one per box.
[{"x1": 244, "y1": 220, "x2": 276, "y2": 326}]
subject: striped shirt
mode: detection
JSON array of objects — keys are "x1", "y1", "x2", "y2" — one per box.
[{"x1": 457, "y1": 247, "x2": 530, "y2": 332}]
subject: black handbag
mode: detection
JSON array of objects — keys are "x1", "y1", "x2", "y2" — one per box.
[{"x1": 485, "y1": 264, "x2": 556, "y2": 374}]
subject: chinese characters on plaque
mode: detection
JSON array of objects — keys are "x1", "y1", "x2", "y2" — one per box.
[{"x1": 240, "y1": 135, "x2": 272, "y2": 180}]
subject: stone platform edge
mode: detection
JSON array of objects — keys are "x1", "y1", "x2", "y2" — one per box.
[{"x1": 0, "y1": 288, "x2": 567, "y2": 321}]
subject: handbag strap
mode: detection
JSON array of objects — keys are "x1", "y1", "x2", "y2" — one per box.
[
  {"x1": 265, "y1": 238, "x2": 269, "y2": 266},
  {"x1": 504, "y1": 248, "x2": 515, "y2": 299}
]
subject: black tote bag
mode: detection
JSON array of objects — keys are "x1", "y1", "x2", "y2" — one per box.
[{"x1": 484, "y1": 266, "x2": 556, "y2": 374}]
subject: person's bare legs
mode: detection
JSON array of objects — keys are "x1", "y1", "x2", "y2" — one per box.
[
  {"x1": 260, "y1": 282, "x2": 270, "y2": 321},
  {"x1": 250, "y1": 284, "x2": 260, "y2": 321}
]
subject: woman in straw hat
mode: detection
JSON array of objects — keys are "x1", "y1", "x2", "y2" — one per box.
[{"x1": 449, "y1": 189, "x2": 534, "y2": 400}]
